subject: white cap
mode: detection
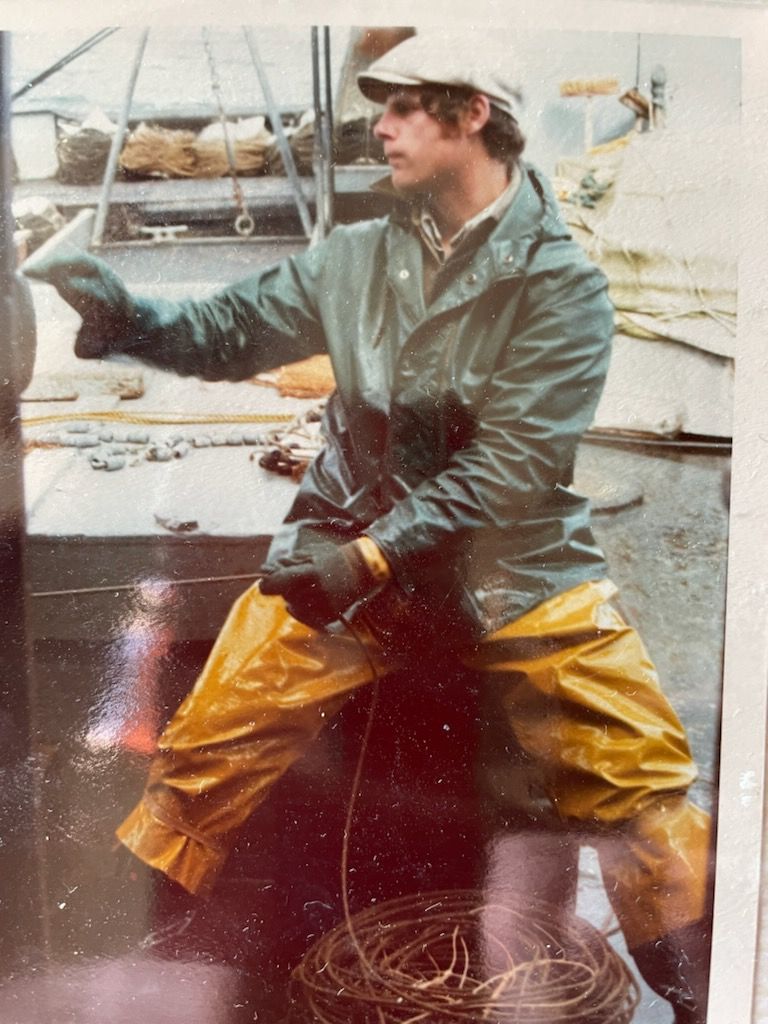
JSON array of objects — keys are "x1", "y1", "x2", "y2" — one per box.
[{"x1": 357, "y1": 32, "x2": 524, "y2": 118}]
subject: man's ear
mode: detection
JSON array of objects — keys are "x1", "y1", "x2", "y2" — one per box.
[{"x1": 462, "y1": 93, "x2": 493, "y2": 137}]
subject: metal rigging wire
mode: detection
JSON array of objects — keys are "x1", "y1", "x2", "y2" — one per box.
[{"x1": 12, "y1": 28, "x2": 120, "y2": 103}]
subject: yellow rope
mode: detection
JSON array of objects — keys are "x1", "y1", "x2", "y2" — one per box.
[{"x1": 21, "y1": 409, "x2": 296, "y2": 427}]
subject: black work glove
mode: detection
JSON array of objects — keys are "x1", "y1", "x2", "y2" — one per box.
[
  {"x1": 260, "y1": 542, "x2": 378, "y2": 629},
  {"x1": 24, "y1": 247, "x2": 136, "y2": 359}
]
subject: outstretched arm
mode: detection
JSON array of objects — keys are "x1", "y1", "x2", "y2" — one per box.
[{"x1": 24, "y1": 245, "x2": 327, "y2": 381}]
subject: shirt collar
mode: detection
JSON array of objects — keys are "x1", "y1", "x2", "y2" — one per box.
[{"x1": 412, "y1": 164, "x2": 523, "y2": 265}]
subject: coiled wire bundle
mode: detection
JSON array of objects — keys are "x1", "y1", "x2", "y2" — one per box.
[
  {"x1": 293, "y1": 889, "x2": 640, "y2": 1023},
  {"x1": 292, "y1": 670, "x2": 640, "y2": 1024}
]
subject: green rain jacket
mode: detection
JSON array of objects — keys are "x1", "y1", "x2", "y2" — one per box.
[{"x1": 64, "y1": 165, "x2": 615, "y2": 646}]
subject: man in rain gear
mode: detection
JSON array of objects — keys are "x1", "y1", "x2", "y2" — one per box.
[{"x1": 27, "y1": 32, "x2": 712, "y2": 1023}]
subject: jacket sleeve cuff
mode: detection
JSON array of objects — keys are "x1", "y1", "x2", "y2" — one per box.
[{"x1": 354, "y1": 535, "x2": 392, "y2": 585}]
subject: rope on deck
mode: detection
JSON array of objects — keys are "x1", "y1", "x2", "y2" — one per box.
[
  {"x1": 294, "y1": 889, "x2": 640, "y2": 1023},
  {"x1": 21, "y1": 410, "x2": 296, "y2": 427}
]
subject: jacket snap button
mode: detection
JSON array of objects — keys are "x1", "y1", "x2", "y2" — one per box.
[
  {"x1": 465, "y1": 272, "x2": 478, "y2": 284},
  {"x1": 399, "y1": 269, "x2": 410, "y2": 280},
  {"x1": 505, "y1": 255, "x2": 516, "y2": 264}
]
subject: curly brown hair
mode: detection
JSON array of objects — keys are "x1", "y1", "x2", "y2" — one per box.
[{"x1": 417, "y1": 84, "x2": 526, "y2": 170}]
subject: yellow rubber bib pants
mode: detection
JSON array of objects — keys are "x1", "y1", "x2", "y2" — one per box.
[{"x1": 116, "y1": 577, "x2": 710, "y2": 949}]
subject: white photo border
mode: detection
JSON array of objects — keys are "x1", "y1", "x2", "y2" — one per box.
[{"x1": 3, "y1": 2, "x2": 767, "y2": 1021}]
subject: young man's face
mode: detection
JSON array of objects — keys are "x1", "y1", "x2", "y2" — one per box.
[{"x1": 373, "y1": 88, "x2": 469, "y2": 195}]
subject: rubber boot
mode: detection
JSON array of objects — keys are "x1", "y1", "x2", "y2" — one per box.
[
  {"x1": 630, "y1": 919, "x2": 711, "y2": 1024},
  {"x1": 480, "y1": 828, "x2": 580, "y2": 981}
]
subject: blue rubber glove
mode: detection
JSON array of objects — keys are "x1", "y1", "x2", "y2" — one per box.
[{"x1": 24, "y1": 248, "x2": 136, "y2": 359}]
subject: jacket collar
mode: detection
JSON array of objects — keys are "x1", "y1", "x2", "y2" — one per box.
[
  {"x1": 377, "y1": 163, "x2": 572, "y2": 322},
  {"x1": 375, "y1": 162, "x2": 569, "y2": 277}
]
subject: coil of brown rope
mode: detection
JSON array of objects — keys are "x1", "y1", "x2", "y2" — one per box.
[{"x1": 292, "y1": 888, "x2": 640, "y2": 1023}]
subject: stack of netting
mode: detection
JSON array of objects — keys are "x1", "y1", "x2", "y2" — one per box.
[
  {"x1": 119, "y1": 124, "x2": 197, "y2": 178},
  {"x1": 120, "y1": 117, "x2": 274, "y2": 179},
  {"x1": 334, "y1": 117, "x2": 386, "y2": 166},
  {"x1": 266, "y1": 115, "x2": 386, "y2": 175},
  {"x1": 292, "y1": 890, "x2": 640, "y2": 1023},
  {"x1": 57, "y1": 127, "x2": 112, "y2": 184},
  {"x1": 54, "y1": 110, "x2": 386, "y2": 184},
  {"x1": 265, "y1": 116, "x2": 315, "y2": 176}
]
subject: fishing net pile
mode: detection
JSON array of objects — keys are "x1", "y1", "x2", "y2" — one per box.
[
  {"x1": 118, "y1": 111, "x2": 385, "y2": 180},
  {"x1": 266, "y1": 113, "x2": 386, "y2": 174},
  {"x1": 54, "y1": 109, "x2": 119, "y2": 184},
  {"x1": 51, "y1": 106, "x2": 384, "y2": 184},
  {"x1": 265, "y1": 114, "x2": 316, "y2": 176},
  {"x1": 292, "y1": 889, "x2": 640, "y2": 1023},
  {"x1": 57, "y1": 126, "x2": 113, "y2": 184},
  {"x1": 120, "y1": 116, "x2": 274, "y2": 179},
  {"x1": 334, "y1": 116, "x2": 386, "y2": 166}
]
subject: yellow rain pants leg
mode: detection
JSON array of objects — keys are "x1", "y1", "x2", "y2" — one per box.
[
  {"x1": 461, "y1": 577, "x2": 711, "y2": 949},
  {"x1": 116, "y1": 584, "x2": 390, "y2": 896},
  {"x1": 118, "y1": 573, "x2": 711, "y2": 947}
]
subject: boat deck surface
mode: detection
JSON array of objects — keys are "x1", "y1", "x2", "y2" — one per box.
[{"x1": 24, "y1": 236, "x2": 314, "y2": 541}]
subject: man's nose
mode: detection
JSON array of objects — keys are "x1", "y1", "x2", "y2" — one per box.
[{"x1": 373, "y1": 112, "x2": 394, "y2": 140}]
